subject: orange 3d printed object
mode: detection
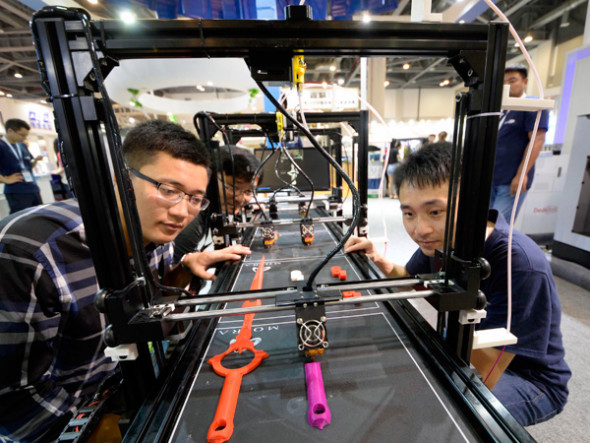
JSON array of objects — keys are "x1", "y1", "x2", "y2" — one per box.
[{"x1": 207, "y1": 257, "x2": 269, "y2": 443}]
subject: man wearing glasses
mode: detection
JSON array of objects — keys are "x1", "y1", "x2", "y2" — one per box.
[
  {"x1": 0, "y1": 118, "x2": 45, "y2": 214},
  {"x1": 174, "y1": 145, "x2": 261, "y2": 267},
  {"x1": 0, "y1": 120, "x2": 250, "y2": 441}
]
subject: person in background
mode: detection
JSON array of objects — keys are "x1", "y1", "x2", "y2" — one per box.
[
  {"x1": 0, "y1": 120, "x2": 250, "y2": 441},
  {"x1": 0, "y1": 118, "x2": 44, "y2": 213},
  {"x1": 345, "y1": 142, "x2": 570, "y2": 426},
  {"x1": 437, "y1": 131, "x2": 452, "y2": 149},
  {"x1": 173, "y1": 145, "x2": 261, "y2": 265},
  {"x1": 424, "y1": 133, "x2": 436, "y2": 147},
  {"x1": 491, "y1": 64, "x2": 549, "y2": 221},
  {"x1": 385, "y1": 139, "x2": 400, "y2": 199},
  {"x1": 50, "y1": 138, "x2": 73, "y2": 200}
]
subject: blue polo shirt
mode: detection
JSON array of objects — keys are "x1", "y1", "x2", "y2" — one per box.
[
  {"x1": 0, "y1": 138, "x2": 39, "y2": 194},
  {"x1": 406, "y1": 210, "x2": 570, "y2": 408},
  {"x1": 493, "y1": 106, "x2": 549, "y2": 189}
]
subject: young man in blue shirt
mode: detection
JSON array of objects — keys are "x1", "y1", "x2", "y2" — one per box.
[
  {"x1": 491, "y1": 64, "x2": 549, "y2": 221},
  {"x1": 0, "y1": 118, "x2": 44, "y2": 213},
  {"x1": 345, "y1": 143, "x2": 570, "y2": 426}
]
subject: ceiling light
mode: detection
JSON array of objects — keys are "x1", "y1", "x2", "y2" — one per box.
[
  {"x1": 40, "y1": 100, "x2": 46, "y2": 104},
  {"x1": 87, "y1": 0, "x2": 98, "y2": 4},
  {"x1": 560, "y1": 11, "x2": 570, "y2": 28},
  {"x1": 120, "y1": 10, "x2": 136, "y2": 24},
  {"x1": 329, "y1": 65, "x2": 336, "y2": 72},
  {"x1": 322, "y1": 81, "x2": 328, "y2": 88},
  {"x1": 514, "y1": 42, "x2": 520, "y2": 47},
  {"x1": 459, "y1": 20, "x2": 465, "y2": 24},
  {"x1": 14, "y1": 71, "x2": 23, "y2": 79},
  {"x1": 384, "y1": 80, "x2": 390, "y2": 87},
  {"x1": 6, "y1": 93, "x2": 13, "y2": 98},
  {"x1": 128, "y1": 117, "x2": 135, "y2": 124},
  {"x1": 402, "y1": 63, "x2": 410, "y2": 70},
  {"x1": 337, "y1": 78, "x2": 344, "y2": 85},
  {"x1": 196, "y1": 85, "x2": 205, "y2": 91},
  {"x1": 207, "y1": 81, "x2": 213, "y2": 86},
  {"x1": 440, "y1": 79, "x2": 450, "y2": 87},
  {"x1": 0, "y1": 90, "x2": 5, "y2": 96},
  {"x1": 362, "y1": 12, "x2": 371, "y2": 23},
  {"x1": 524, "y1": 34, "x2": 533, "y2": 43}
]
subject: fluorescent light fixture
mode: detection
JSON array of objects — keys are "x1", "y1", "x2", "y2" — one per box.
[
  {"x1": 128, "y1": 117, "x2": 135, "y2": 123},
  {"x1": 337, "y1": 78, "x2": 344, "y2": 85},
  {"x1": 206, "y1": 81, "x2": 213, "y2": 86},
  {"x1": 362, "y1": 12, "x2": 371, "y2": 23},
  {"x1": 402, "y1": 63, "x2": 410, "y2": 70},
  {"x1": 196, "y1": 85, "x2": 205, "y2": 91},
  {"x1": 14, "y1": 71, "x2": 23, "y2": 79},
  {"x1": 0, "y1": 90, "x2": 5, "y2": 96},
  {"x1": 87, "y1": 0, "x2": 98, "y2": 4},
  {"x1": 384, "y1": 80, "x2": 390, "y2": 87},
  {"x1": 322, "y1": 81, "x2": 328, "y2": 88},
  {"x1": 524, "y1": 34, "x2": 533, "y2": 43},
  {"x1": 329, "y1": 65, "x2": 336, "y2": 72},
  {"x1": 6, "y1": 93, "x2": 13, "y2": 97}
]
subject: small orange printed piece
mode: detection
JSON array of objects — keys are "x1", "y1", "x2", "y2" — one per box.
[
  {"x1": 303, "y1": 235, "x2": 314, "y2": 246},
  {"x1": 342, "y1": 291, "x2": 361, "y2": 298},
  {"x1": 330, "y1": 266, "x2": 342, "y2": 277},
  {"x1": 263, "y1": 232, "x2": 279, "y2": 248},
  {"x1": 338, "y1": 270, "x2": 347, "y2": 281}
]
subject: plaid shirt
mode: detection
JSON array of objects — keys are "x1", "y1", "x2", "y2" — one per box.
[{"x1": 0, "y1": 200, "x2": 173, "y2": 441}]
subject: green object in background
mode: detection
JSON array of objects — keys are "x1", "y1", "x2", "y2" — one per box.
[{"x1": 127, "y1": 88, "x2": 143, "y2": 108}]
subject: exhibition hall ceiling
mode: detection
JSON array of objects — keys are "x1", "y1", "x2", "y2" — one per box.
[{"x1": 0, "y1": 0, "x2": 587, "y2": 104}]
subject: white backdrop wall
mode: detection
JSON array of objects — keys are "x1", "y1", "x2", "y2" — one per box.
[{"x1": 383, "y1": 88, "x2": 457, "y2": 121}]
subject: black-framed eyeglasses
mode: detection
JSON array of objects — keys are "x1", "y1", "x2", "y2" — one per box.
[
  {"x1": 129, "y1": 168, "x2": 210, "y2": 212},
  {"x1": 222, "y1": 182, "x2": 254, "y2": 198}
]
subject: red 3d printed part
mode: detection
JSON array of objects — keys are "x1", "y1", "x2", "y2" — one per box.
[{"x1": 207, "y1": 257, "x2": 268, "y2": 443}]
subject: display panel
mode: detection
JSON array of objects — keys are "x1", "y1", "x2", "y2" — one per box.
[{"x1": 254, "y1": 147, "x2": 331, "y2": 192}]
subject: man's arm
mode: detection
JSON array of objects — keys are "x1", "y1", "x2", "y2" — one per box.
[
  {"x1": 510, "y1": 128, "x2": 546, "y2": 196},
  {"x1": 0, "y1": 249, "x2": 77, "y2": 441},
  {"x1": 180, "y1": 244, "x2": 252, "y2": 281},
  {"x1": 31, "y1": 155, "x2": 44, "y2": 168},
  {"x1": 0, "y1": 172, "x2": 24, "y2": 184},
  {"x1": 344, "y1": 236, "x2": 409, "y2": 278}
]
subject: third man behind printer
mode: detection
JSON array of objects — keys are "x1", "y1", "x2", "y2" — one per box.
[
  {"x1": 491, "y1": 64, "x2": 549, "y2": 222},
  {"x1": 174, "y1": 145, "x2": 261, "y2": 267}
]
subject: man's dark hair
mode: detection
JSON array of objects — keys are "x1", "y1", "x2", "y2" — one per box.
[
  {"x1": 219, "y1": 145, "x2": 262, "y2": 182},
  {"x1": 123, "y1": 120, "x2": 209, "y2": 171},
  {"x1": 505, "y1": 63, "x2": 528, "y2": 79},
  {"x1": 394, "y1": 142, "x2": 454, "y2": 194},
  {"x1": 5, "y1": 118, "x2": 30, "y2": 132}
]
